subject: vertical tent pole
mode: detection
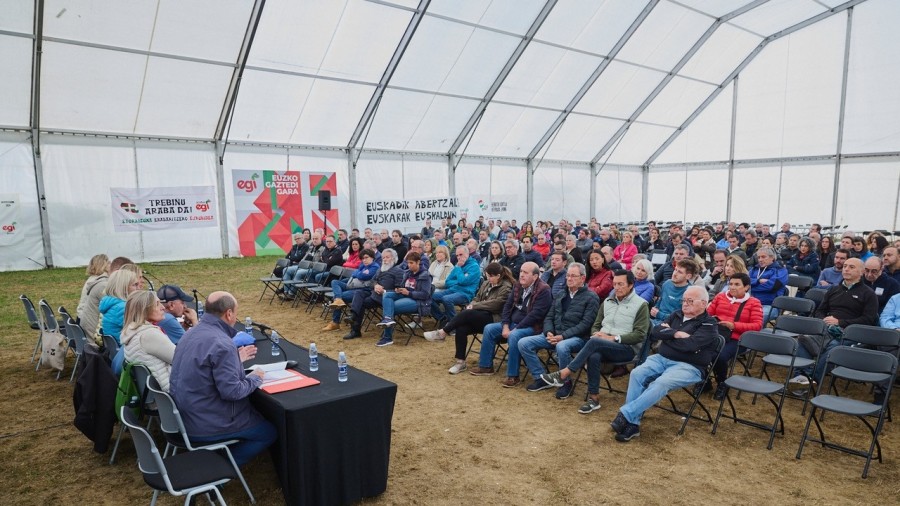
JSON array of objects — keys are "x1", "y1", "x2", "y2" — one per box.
[{"x1": 832, "y1": 8, "x2": 854, "y2": 228}]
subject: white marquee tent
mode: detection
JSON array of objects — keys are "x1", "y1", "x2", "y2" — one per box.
[{"x1": 1, "y1": 0, "x2": 899, "y2": 271}]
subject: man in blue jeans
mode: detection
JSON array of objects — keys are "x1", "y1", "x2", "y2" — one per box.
[
  {"x1": 431, "y1": 246, "x2": 481, "y2": 324},
  {"x1": 469, "y1": 261, "x2": 552, "y2": 387},
  {"x1": 610, "y1": 286, "x2": 719, "y2": 442},
  {"x1": 375, "y1": 252, "x2": 432, "y2": 347},
  {"x1": 518, "y1": 263, "x2": 599, "y2": 398}
]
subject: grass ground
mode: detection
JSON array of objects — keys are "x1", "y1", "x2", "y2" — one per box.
[{"x1": 1, "y1": 257, "x2": 898, "y2": 505}]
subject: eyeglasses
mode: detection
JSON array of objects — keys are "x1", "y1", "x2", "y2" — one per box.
[
  {"x1": 682, "y1": 298, "x2": 705, "y2": 305},
  {"x1": 864, "y1": 268, "x2": 881, "y2": 274}
]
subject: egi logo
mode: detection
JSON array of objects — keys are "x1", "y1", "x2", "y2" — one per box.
[
  {"x1": 195, "y1": 199, "x2": 211, "y2": 212},
  {"x1": 1, "y1": 221, "x2": 15, "y2": 233},
  {"x1": 237, "y1": 172, "x2": 260, "y2": 193}
]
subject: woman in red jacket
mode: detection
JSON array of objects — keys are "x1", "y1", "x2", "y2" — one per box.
[
  {"x1": 586, "y1": 250, "x2": 613, "y2": 299},
  {"x1": 706, "y1": 272, "x2": 763, "y2": 400},
  {"x1": 342, "y1": 238, "x2": 365, "y2": 269}
]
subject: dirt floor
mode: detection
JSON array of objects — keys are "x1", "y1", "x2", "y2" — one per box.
[{"x1": 1, "y1": 257, "x2": 898, "y2": 505}]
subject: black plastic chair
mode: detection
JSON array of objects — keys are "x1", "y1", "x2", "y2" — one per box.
[
  {"x1": 804, "y1": 288, "x2": 827, "y2": 311},
  {"x1": 120, "y1": 406, "x2": 236, "y2": 505},
  {"x1": 712, "y1": 331, "x2": 798, "y2": 449},
  {"x1": 765, "y1": 297, "x2": 816, "y2": 333},
  {"x1": 759, "y1": 315, "x2": 827, "y2": 414},
  {"x1": 259, "y1": 258, "x2": 290, "y2": 303},
  {"x1": 796, "y1": 347, "x2": 898, "y2": 478},
  {"x1": 657, "y1": 334, "x2": 726, "y2": 435},
  {"x1": 110, "y1": 363, "x2": 157, "y2": 465},
  {"x1": 21, "y1": 295, "x2": 41, "y2": 363}
]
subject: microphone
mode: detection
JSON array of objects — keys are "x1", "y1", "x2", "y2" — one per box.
[{"x1": 253, "y1": 322, "x2": 273, "y2": 332}]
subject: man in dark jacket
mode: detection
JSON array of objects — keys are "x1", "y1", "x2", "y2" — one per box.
[
  {"x1": 342, "y1": 248, "x2": 403, "y2": 340},
  {"x1": 518, "y1": 263, "x2": 600, "y2": 397},
  {"x1": 374, "y1": 252, "x2": 432, "y2": 347},
  {"x1": 610, "y1": 286, "x2": 719, "y2": 442},
  {"x1": 499, "y1": 239, "x2": 525, "y2": 279},
  {"x1": 470, "y1": 262, "x2": 552, "y2": 387},
  {"x1": 316, "y1": 235, "x2": 344, "y2": 283}
]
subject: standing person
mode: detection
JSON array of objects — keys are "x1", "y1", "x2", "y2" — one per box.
[
  {"x1": 77, "y1": 254, "x2": 111, "y2": 339},
  {"x1": 706, "y1": 273, "x2": 763, "y2": 400},
  {"x1": 169, "y1": 292, "x2": 276, "y2": 467},
  {"x1": 156, "y1": 284, "x2": 198, "y2": 345}
]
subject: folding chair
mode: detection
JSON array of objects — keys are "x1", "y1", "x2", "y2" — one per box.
[
  {"x1": 279, "y1": 259, "x2": 311, "y2": 302},
  {"x1": 712, "y1": 332, "x2": 798, "y2": 449},
  {"x1": 318, "y1": 267, "x2": 355, "y2": 319},
  {"x1": 463, "y1": 332, "x2": 509, "y2": 372},
  {"x1": 787, "y1": 274, "x2": 814, "y2": 293},
  {"x1": 22, "y1": 295, "x2": 42, "y2": 363},
  {"x1": 834, "y1": 324, "x2": 900, "y2": 421},
  {"x1": 102, "y1": 334, "x2": 120, "y2": 363},
  {"x1": 147, "y1": 376, "x2": 255, "y2": 503},
  {"x1": 62, "y1": 318, "x2": 88, "y2": 382},
  {"x1": 796, "y1": 347, "x2": 897, "y2": 478},
  {"x1": 657, "y1": 334, "x2": 726, "y2": 435},
  {"x1": 35, "y1": 299, "x2": 63, "y2": 371},
  {"x1": 759, "y1": 315, "x2": 827, "y2": 414},
  {"x1": 259, "y1": 258, "x2": 290, "y2": 303},
  {"x1": 305, "y1": 265, "x2": 346, "y2": 313},
  {"x1": 290, "y1": 262, "x2": 327, "y2": 307},
  {"x1": 804, "y1": 288, "x2": 827, "y2": 311},
  {"x1": 765, "y1": 296, "x2": 816, "y2": 331},
  {"x1": 110, "y1": 363, "x2": 158, "y2": 465},
  {"x1": 120, "y1": 406, "x2": 235, "y2": 506}
]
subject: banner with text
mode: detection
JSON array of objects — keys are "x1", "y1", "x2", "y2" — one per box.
[
  {"x1": 232, "y1": 170, "x2": 342, "y2": 257},
  {"x1": 467, "y1": 194, "x2": 520, "y2": 221},
  {"x1": 0, "y1": 193, "x2": 22, "y2": 245},
  {"x1": 363, "y1": 197, "x2": 461, "y2": 230},
  {"x1": 110, "y1": 186, "x2": 218, "y2": 232}
]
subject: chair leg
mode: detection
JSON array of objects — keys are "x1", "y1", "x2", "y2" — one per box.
[
  {"x1": 109, "y1": 423, "x2": 126, "y2": 465},
  {"x1": 31, "y1": 333, "x2": 42, "y2": 363},
  {"x1": 69, "y1": 353, "x2": 81, "y2": 382},
  {"x1": 56, "y1": 343, "x2": 72, "y2": 380},
  {"x1": 223, "y1": 448, "x2": 256, "y2": 503},
  {"x1": 150, "y1": 489, "x2": 160, "y2": 506}
]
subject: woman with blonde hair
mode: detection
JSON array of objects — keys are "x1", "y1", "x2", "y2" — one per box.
[
  {"x1": 99, "y1": 268, "x2": 141, "y2": 343},
  {"x1": 429, "y1": 245, "x2": 453, "y2": 289},
  {"x1": 121, "y1": 290, "x2": 176, "y2": 391},
  {"x1": 77, "y1": 254, "x2": 111, "y2": 338},
  {"x1": 710, "y1": 255, "x2": 748, "y2": 296}
]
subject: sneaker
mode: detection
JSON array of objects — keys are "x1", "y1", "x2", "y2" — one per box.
[
  {"x1": 500, "y1": 376, "x2": 521, "y2": 388},
  {"x1": 375, "y1": 336, "x2": 393, "y2": 347},
  {"x1": 321, "y1": 322, "x2": 341, "y2": 331},
  {"x1": 610, "y1": 412, "x2": 627, "y2": 434},
  {"x1": 578, "y1": 397, "x2": 602, "y2": 414},
  {"x1": 789, "y1": 374, "x2": 810, "y2": 386},
  {"x1": 539, "y1": 370, "x2": 564, "y2": 387},
  {"x1": 424, "y1": 330, "x2": 446, "y2": 342},
  {"x1": 448, "y1": 361, "x2": 467, "y2": 375},
  {"x1": 526, "y1": 379, "x2": 553, "y2": 392},
  {"x1": 328, "y1": 299, "x2": 346, "y2": 309},
  {"x1": 554, "y1": 380, "x2": 574, "y2": 399},
  {"x1": 615, "y1": 422, "x2": 640, "y2": 442},
  {"x1": 469, "y1": 366, "x2": 495, "y2": 376},
  {"x1": 376, "y1": 317, "x2": 396, "y2": 327},
  {"x1": 342, "y1": 329, "x2": 361, "y2": 340},
  {"x1": 713, "y1": 382, "x2": 729, "y2": 401}
]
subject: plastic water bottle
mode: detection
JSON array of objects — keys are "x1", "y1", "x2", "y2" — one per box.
[
  {"x1": 270, "y1": 330, "x2": 282, "y2": 357},
  {"x1": 244, "y1": 317, "x2": 253, "y2": 333},
  {"x1": 197, "y1": 302, "x2": 205, "y2": 318},
  {"x1": 309, "y1": 343, "x2": 319, "y2": 372},
  {"x1": 338, "y1": 351, "x2": 348, "y2": 382}
]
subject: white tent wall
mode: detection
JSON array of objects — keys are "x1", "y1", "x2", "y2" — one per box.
[
  {"x1": 531, "y1": 162, "x2": 591, "y2": 222},
  {"x1": 595, "y1": 165, "x2": 642, "y2": 223},
  {"x1": 40, "y1": 137, "x2": 220, "y2": 267},
  {"x1": 835, "y1": 158, "x2": 900, "y2": 232},
  {"x1": 0, "y1": 133, "x2": 44, "y2": 271}
]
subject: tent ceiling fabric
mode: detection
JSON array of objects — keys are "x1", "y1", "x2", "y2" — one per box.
[{"x1": 1, "y1": 0, "x2": 898, "y2": 163}]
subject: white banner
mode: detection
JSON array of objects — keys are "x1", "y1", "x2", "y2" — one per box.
[
  {"x1": 363, "y1": 197, "x2": 461, "y2": 229},
  {"x1": 468, "y1": 194, "x2": 520, "y2": 221},
  {"x1": 0, "y1": 193, "x2": 22, "y2": 245},
  {"x1": 110, "y1": 186, "x2": 218, "y2": 232}
]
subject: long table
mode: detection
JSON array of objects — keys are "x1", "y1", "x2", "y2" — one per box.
[{"x1": 246, "y1": 332, "x2": 397, "y2": 505}]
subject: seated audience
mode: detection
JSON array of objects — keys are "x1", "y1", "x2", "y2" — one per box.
[
  {"x1": 99, "y1": 268, "x2": 142, "y2": 343},
  {"x1": 862, "y1": 256, "x2": 900, "y2": 312},
  {"x1": 710, "y1": 254, "x2": 748, "y2": 297},
  {"x1": 342, "y1": 237, "x2": 365, "y2": 269},
  {"x1": 586, "y1": 250, "x2": 613, "y2": 299},
  {"x1": 642, "y1": 228, "x2": 664, "y2": 253},
  {"x1": 748, "y1": 247, "x2": 788, "y2": 321},
  {"x1": 654, "y1": 244, "x2": 690, "y2": 285},
  {"x1": 499, "y1": 239, "x2": 526, "y2": 279},
  {"x1": 121, "y1": 290, "x2": 176, "y2": 391},
  {"x1": 651, "y1": 259, "x2": 696, "y2": 326},
  {"x1": 613, "y1": 231, "x2": 638, "y2": 270},
  {"x1": 520, "y1": 236, "x2": 544, "y2": 265},
  {"x1": 884, "y1": 246, "x2": 900, "y2": 285},
  {"x1": 428, "y1": 245, "x2": 453, "y2": 290},
  {"x1": 817, "y1": 235, "x2": 836, "y2": 269},
  {"x1": 631, "y1": 259, "x2": 656, "y2": 304},
  {"x1": 431, "y1": 246, "x2": 482, "y2": 325},
  {"x1": 156, "y1": 284, "x2": 198, "y2": 345},
  {"x1": 851, "y1": 236, "x2": 872, "y2": 262},
  {"x1": 533, "y1": 233, "x2": 551, "y2": 261},
  {"x1": 785, "y1": 237, "x2": 820, "y2": 282},
  {"x1": 481, "y1": 240, "x2": 504, "y2": 270},
  {"x1": 817, "y1": 248, "x2": 848, "y2": 288},
  {"x1": 342, "y1": 249, "x2": 403, "y2": 340},
  {"x1": 706, "y1": 273, "x2": 763, "y2": 400},
  {"x1": 77, "y1": 254, "x2": 111, "y2": 340},
  {"x1": 541, "y1": 251, "x2": 569, "y2": 298},
  {"x1": 374, "y1": 252, "x2": 432, "y2": 347},
  {"x1": 322, "y1": 249, "x2": 380, "y2": 331}
]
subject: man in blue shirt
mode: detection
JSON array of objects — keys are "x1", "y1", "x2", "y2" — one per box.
[{"x1": 156, "y1": 284, "x2": 197, "y2": 345}]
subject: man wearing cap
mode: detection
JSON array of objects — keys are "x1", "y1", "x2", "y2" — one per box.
[{"x1": 157, "y1": 284, "x2": 198, "y2": 345}]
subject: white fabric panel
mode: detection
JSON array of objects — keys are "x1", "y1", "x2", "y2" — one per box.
[
  {"x1": 0, "y1": 133, "x2": 45, "y2": 271},
  {"x1": 574, "y1": 61, "x2": 666, "y2": 119},
  {"x1": 0, "y1": 34, "x2": 32, "y2": 127},
  {"x1": 647, "y1": 168, "x2": 687, "y2": 222},
  {"x1": 465, "y1": 104, "x2": 558, "y2": 157},
  {"x1": 637, "y1": 76, "x2": 717, "y2": 127},
  {"x1": 729, "y1": 164, "x2": 780, "y2": 225},
  {"x1": 616, "y1": 1, "x2": 712, "y2": 71},
  {"x1": 493, "y1": 42, "x2": 603, "y2": 110},
  {"x1": 0, "y1": 0, "x2": 34, "y2": 33},
  {"x1": 675, "y1": 0, "x2": 758, "y2": 18},
  {"x1": 543, "y1": 114, "x2": 624, "y2": 162},
  {"x1": 842, "y1": 0, "x2": 900, "y2": 154},
  {"x1": 606, "y1": 123, "x2": 676, "y2": 165},
  {"x1": 402, "y1": 157, "x2": 449, "y2": 202},
  {"x1": 734, "y1": 14, "x2": 845, "y2": 159},
  {"x1": 390, "y1": 16, "x2": 519, "y2": 97},
  {"x1": 222, "y1": 146, "x2": 289, "y2": 256},
  {"x1": 490, "y1": 161, "x2": 526, "y2": 219},
  {"x1": 454, "y1": 159, "x2": 491, "y2": 202},
  {"x1": 728, "y1": 0, "x2": 824, "y2": 36},
  {"x1": 41, "y1": 137, "x2": 140, "y2": 267},
  {"x1": 537, "y1": 0, "x2": 649, "y2": 56},
  {"x1": 596, "y1": 166, "x2": 642, "y2": 222},
  {"x1": 685, "y1": 165, "x2": 729, "y2": 222},
  {"x1": 364, "y1": 89, "x2": 479, "y2": 152},
  {"x1": 427, "y1": 0, "x2": 546, "y2": 35},
  {"x1": 248, "y1": 0, "x2": 410, "y2": 83},
  {"x1": 835, "y1": 159, "x2": 900, "y2": 232},
  {"x1": 532, "y1": 164, "x2": 563, "y2": 222},
  {"x1": 135, "y1": 57, "x2": 233, "y2": 138},
  {"x1": 288, "y1": 79, "x2": 376, "y2": 147},
  {"x1": 40, "y1": 42, "x2": 145, "y2": 133},
  {"x1": 776, "y1": 162, "x2": 835, "y2": 226},
  {"x1": 43, "y1": 0, "x2": 157, "y2": 50},
  {"x1": 354, "y1": 154, "x2": 404, "y2": 229},
  {"x1": 655, "y1": 83, "x2": 733, "y2": 164},
  {"x1": 149, "y1": 0, "x2": 252, "y2": 62},
  {"x1": 679, "y1": 24, "x2": 762, "y2": 84},
  {"x1": 560, "y1": 165, "x2": 591, "y2": 221}
]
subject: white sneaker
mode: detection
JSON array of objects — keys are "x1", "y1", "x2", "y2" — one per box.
[
  {"x1": 424, "y1": 330, "x2": 446, "y2": 342},
  {"x1": 448, "y1": 361, "x2": 467, "y2": 374},
  {"x1": 789, "y1": 374, "x2": 810, "y2": 386}
]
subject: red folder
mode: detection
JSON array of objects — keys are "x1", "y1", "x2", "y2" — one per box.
[{"x1": 261, "y1": 369, "x2": 321, "y2": 394}]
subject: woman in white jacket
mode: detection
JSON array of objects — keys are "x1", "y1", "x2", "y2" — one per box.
[
  {"x1": 121, "y1": 290, "x2": 176, "y2": 391},
  {"x1": 429, "y1": 245, "x2": 454, "y2": 289}
]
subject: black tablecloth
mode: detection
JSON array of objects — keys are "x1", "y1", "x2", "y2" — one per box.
[{"x1": 245, "y1": 331, "x2": 397, "y2": 506}]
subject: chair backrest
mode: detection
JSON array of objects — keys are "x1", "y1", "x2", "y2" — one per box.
[
  {"x1": 58, "y1": 306, "x2": 74, "y2": 324},
  {"x1": 297, "y1": 260, "x2": 311, "y2": 271},
  {"x1": 826, "y1": 346, "x2": 898, "y2": 377},
  {"x1": 146, "y1": 377, "x2": 191, "y2": 447},
  {"x1": 120, "y1": 406, "x2": 166, "y2": 477},
  {"x1": 65, "y1": 318, "x2": 87, "y2": 354},
  {"x1": 102, "y1": 334, "x2": 120, "y2": 356},
  {"x1": 341, "y1": 267, "x2": 355, "y2": 279},
  {"x1": 773, "y1": 314, "x2": 826, "y2": 336},
  {"x1": 21, "y1": 295, "x2": 40, "y2": 329},
  {"x1": 787, "y1": 275, "x2": 813, "y2": 290},
  {"x1": 328, "y1": 265, "x2": 344, "y2": 277},
  {"x1": 311, "y1": 261, "x2": 327, "y2": 274},
  {"x1": 274, "y1": 258, "x2": 290, "y2": 270},
  {"x1": 131, "y1": 363, "x2": 156, "y2": 409},
  {"x1": 38, "y1": 299, "x2": 58, "y2": 332},
  {"x1": 841, "y1": 324, "x2": 900, "y2": 350},
  {"x1": 738, "y1": 331, "x2": 798, "y2": 357},
  {"x1": 771, "y1": 296, "x2": 815, "y2": 316},
  {"x1": 804, "y1": 288, "x2": 827, "y2": 309}
]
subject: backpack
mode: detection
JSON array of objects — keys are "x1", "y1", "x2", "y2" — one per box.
[{"x1": 114, "y1": 362, "x2": 141, "y2": 421}]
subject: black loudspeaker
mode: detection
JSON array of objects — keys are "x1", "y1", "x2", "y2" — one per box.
[{"x1": 318, "y1": 190, "x2": 332, "y2": 211}]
